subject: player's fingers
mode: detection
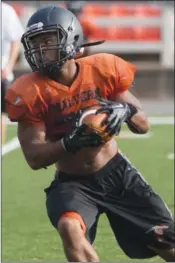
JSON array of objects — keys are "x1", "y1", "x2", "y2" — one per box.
[
  {"x1": 95, "y1": 107, "x2": 109, "y2": 114},
  {"x1": 83, "y1": 135, "x2": 102, "y2": 147},
  {"x1": 109, "y1": 125, "x2": 121, "y2": 137},
  {"x1": 107, "y1": 113, "x2": 116, "y2": 123},
  {"x1": 101, "y1": 115, "x2": 111, "y2": 126},
  {"x1": 91, "y1": 131, "x2": 103, "y2": 140},
  {"x1": 96, "y1": 107, "x2": 113, "y2": 118},
  {"x1": 104, "y1": 117, "x2": 116, "y2": 132},
  {"x1": 101, "y1": 112, "x2": 117, "y2": 126},
  {"x1": 77, "y1": 124, "x2": 88, "y2": 134},
  {"x1": 105, "y1": 118, "x2": 122, "y2": 136}
]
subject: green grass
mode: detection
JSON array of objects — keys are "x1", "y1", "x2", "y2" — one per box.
[{"x1": 2, "y1": 124, "x2": 174, "y2": 262}]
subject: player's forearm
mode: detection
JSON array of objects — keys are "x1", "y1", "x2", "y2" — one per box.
[
  {"x1": 115, "y1": 90, "x2": 150, "y2": 134},
  {"x1": 127, "y1": 110, "x2": 150, "y2": 134},
  {"x1": 25, "y1": 140, "x2": 66, "y2": 170}
]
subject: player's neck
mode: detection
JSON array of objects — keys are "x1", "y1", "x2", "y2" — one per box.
[{"x1": 57, "y1": 60, "x2": 78, "y2": 87}]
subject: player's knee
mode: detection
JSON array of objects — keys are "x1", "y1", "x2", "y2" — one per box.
[
  {"x1": 57, "y1": 215, "x2": 99, "y2": 262},
  {"x1": 57, "y1": 213, "x2": 85, "y2": 241}
]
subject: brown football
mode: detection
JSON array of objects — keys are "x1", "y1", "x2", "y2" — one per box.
[{"x1": 79, "y1": 105, "x2": 112, "y2": 142}]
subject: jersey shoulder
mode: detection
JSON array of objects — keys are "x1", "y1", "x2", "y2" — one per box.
[
  {"x1": 77, "y1": 53, "x2": 115, "y2": 67},
  {"x1": 6, "y1": 72, "x2": 44, "y2": 106},
  {"x1": 77, "y1": 53, "x2": 117, "y2": 79},
  {"x1": 77, "y1": 53, "x2": 136, "y2": 97},
  {"x1": 5, "y1": 72, "x2": 48, "y2": 123},
  {"x1": 78, "y1": 53, "x2": 136, "y2": 72}
]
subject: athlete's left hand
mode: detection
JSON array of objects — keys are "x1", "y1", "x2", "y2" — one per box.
[
  {"x1": 96, "y1": 98, "x2": 137, "y2": 136},
  {"x1": 61, "y1": 124, "x2": 103, "y2": 153}
]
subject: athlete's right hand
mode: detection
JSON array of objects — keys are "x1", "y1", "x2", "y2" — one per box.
[{"x1": 61, "y1": 124, "x2": 103, "y2": 153}]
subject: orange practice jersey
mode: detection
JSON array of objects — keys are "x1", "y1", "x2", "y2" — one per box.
[{"x1": 5, "y1": 53, "x2": 136, "y2": 141}]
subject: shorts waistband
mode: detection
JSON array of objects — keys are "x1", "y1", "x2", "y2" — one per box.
[{"x1": 55, "y1": 151, "x2": 124, "y2": 181}]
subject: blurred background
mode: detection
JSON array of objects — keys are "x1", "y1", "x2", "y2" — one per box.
[{"x1": 3, "y1": 0, "x2": 175, "y2": 115}]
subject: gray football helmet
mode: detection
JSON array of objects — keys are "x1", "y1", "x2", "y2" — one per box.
[{"x1": 21, "y1": 6, "x2": 104, "y2": 78}]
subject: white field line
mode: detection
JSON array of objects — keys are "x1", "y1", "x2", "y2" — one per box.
[
  {"x1": 148, "y1": 117, "x2": 174, "y2": 125},
  {"x1": 2, "y1": 137, "x2": 20, "y2": 156},
  {"x1": 6, "y1": 116, "x2": 174, "y2": 125},
  {"x1": 3, "y1": 117, "x2": 174, "y2": 156},
  {"x1": 2, "y1": 134, "x2": 173, "y2": 160},
  {"x1": 118, "y1": 131, "x2": 152, "y2": 139},
  {"x1": 168, "y1": 153, "x2": 174, "y2": 160},
  {"x1": 2, "y1": 131, "x2": 152, "y2": 157}
]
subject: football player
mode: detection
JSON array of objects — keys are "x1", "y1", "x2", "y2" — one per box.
[{"x1": 5, "y1": 6, "x2": 175, "y2": 262}]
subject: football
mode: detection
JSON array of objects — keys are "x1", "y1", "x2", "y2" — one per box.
[{"x1": 78, "y1": 105, "x2": 112, "y2": 142}]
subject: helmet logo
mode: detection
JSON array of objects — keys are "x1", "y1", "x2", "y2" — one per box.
[
  {"x1": 27, "y1": 22, "x2": 44, "y2": 32},
  {"x1": 68, "y1": 25, "x2": 73, "y2": 32},
  {"x1": 68, "y1": 19, "x2": 74, "y2": 32}
]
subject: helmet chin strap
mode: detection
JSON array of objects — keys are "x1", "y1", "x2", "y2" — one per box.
[
  {"x1": 75, "y1": 47, "x2": 84, "y2": 58},
  {"x1": 81, "y1": 40, "x2": 105, "y2": 48}
]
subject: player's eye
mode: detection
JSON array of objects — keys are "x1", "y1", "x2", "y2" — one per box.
[
  {"x1": 30, "y1": 42, "x2": 37, "y2": 48},
  {"x1": 29, "y1": 39, "x2": 38, "y2": 48}
]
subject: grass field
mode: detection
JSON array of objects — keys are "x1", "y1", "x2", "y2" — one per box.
[{"x1": 2, "y1": 121, "x2": 174, "y2": 262}]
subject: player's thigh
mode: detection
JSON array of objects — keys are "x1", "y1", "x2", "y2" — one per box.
[
  {"x1": 106, "y1": 159, "x2": 174, "y2": 258},
  {"x1": 107, "y1": 211, "x2": 157, "y2": 259},
  {"x1": 45, "y1": 177, "x2": 100, "y2": 244},
  {"x1": 107, "y1": 200, "x2": 174, "y2": 259}
]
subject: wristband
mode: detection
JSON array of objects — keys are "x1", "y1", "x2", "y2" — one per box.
[{"x1": 127, "y1": 103, "x2": 138, "y2": 119}]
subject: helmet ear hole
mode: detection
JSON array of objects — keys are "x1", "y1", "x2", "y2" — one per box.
[
  {"x1": 74, "y1": 35, "x2": 83, "y2": 58},
  {"x1": 75, "y1": 47, "x2": 84, "y2": 58},
  {"x1": 74, "y1": 35, "x2": 80, "y2": 48},
  {"x1": 74, "y1": 35, "x2": 79, "y2": 42}
]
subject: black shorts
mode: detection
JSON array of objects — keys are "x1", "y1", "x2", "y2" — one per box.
[
  {"x1": 1, "y1": 79, "x2": 10, "y2": 113},
  {"x1": 45, "y1": 152, "x2": 174, "y2": 259}
]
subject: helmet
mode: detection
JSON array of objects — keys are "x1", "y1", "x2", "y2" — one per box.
[{"x1": 21, "y1": 6, "x2": 84, "y2": 77}]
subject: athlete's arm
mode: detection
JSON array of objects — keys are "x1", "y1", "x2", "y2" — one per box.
[
  {"x1": 98, "y1": 55, "x2": 149, "y2": 134},
  {"x1": 108, "y1": 55, "x2": 150, "y2": 134},
  {"x1": 114, "y1": 90, "x2": 150, "y2": 134},
  {"x1": 18, "y1": 121, "x2": 103, "y2": 170},
  {"x1": 97, "y1": 90, "x2": 150, "y2": 135},
  {"x1": 18, "y1": 122, "x2": 66, "y2": 170}
]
